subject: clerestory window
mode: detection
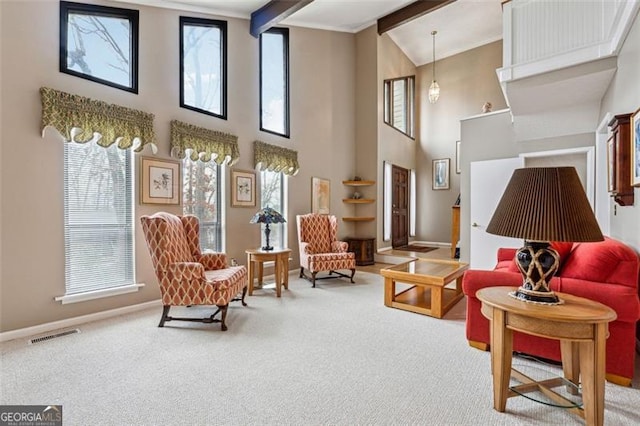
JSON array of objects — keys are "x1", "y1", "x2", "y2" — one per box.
[{"x1": 383, "y1": 76, "x2": 415, "y2": 138}]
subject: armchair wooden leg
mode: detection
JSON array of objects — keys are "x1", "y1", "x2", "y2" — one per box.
[
  {"x1": 312, "y1": 272, "x2": 317, "y2": 287},
  {"x1": 219, "y1": 304, "x2": 228, "y2": 331},
  {"x1": 159, "y1": 306, "x2": 170, "y2": 327},
  {"x1": 350, "y1": 269, "x2": 355, "y2": 283},
  {"x1": 241, "y1": 286, "x2": 248, "y2": 306},
  {"x1": 299, "y1": 267, "x2": 304, "y2": 278}
]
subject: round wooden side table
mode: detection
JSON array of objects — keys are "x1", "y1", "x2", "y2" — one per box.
[{"x1": 477, "y1": 286, "x2": 616, "y2": 426}]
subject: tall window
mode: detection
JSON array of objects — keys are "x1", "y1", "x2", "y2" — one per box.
[
  {"x1": 383, "y1": 76, "x2": 415, "y2": 138},
  {"x1": 260, "y1": 28, "x2": 289, "y2": 138},
  {"x1": 59, "y1": 1, "x2": 139, "y2": 93},
  {"x1": 63, "y1": 143, "x2": 134, "y2": 295},
  {"x1": 261, "y1": 171, "x2": 286, "y2": 248},
  {"x1": 183, "y1": 160, "x2": 222, "y2": 251},
  {"x1": 180, "y1": 17, "x2": 227, "y2": 119}
]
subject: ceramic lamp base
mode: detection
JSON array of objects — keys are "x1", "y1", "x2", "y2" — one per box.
[{"x1": 512, "y1": 241, "x2": 562, "y2": 305}]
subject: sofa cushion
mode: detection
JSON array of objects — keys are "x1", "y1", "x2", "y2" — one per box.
[{"x1": 561, "y1": 237, "x2": 639, "y2": 287}]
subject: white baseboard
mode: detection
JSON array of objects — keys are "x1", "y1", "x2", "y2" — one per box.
[{"x1": 0, "y1": 299, "x2": 161, "y2": 343}]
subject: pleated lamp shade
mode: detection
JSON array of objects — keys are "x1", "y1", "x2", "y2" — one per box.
[{"x1": 486, "y1": 167, "x2": 604, "y2": 242}]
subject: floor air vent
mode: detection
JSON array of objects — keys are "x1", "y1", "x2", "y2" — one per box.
[{"x1": 28, "y1": 329, "x2": 81, "y2": 344}]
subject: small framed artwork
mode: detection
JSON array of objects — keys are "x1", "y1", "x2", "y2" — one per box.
[
  {"x1": 140, "y1": 157, "x2": 180, "y2": 205},
  {"x1": 311, "y1": 177, "x2": 331, "y2": 214},
  {"x1": 632, "y1": 107, "x2": 640, "y2": 187},
  {"x1": 455, "y1": 140, "x2": 461, "y2": 174},
  {"x1": 433, "y1": 158, "x2": 450, "y2": 190},
  {"x1": 231, "y1": 169, "x2": 256, "y2": 207}
]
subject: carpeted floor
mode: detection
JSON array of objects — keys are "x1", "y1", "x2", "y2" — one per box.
[
  {"x1": 1, "y1": 271, "x2": 639, "y2": 425},
  {"x1": 394, "y1": 244, "x2": 439, "y2": 253}
]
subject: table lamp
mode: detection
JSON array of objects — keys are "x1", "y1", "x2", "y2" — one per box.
[
  {"x1": 486, "y1": 167, "x2": 603, "y2": 304},
  {"x1": 249, "y1": 206, "x2": 286, "y2": 251}
]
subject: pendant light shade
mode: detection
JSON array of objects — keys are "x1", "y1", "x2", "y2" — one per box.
[{"x1": 429, "y1": 30, "x2": 440, "y2": 104}]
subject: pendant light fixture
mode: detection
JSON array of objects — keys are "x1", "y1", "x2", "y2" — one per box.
[{"x1": 428, "y1": 30, "x2": 440, "y2": 104}]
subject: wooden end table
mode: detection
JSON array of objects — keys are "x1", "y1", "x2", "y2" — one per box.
[
  {"x1": 380, "y1": 259, "x2": 469, "y2": 318},
  {"x1": 477, "y1": 286, "x2": 617, "y2": 426},
  {"x1": 246, "y1": 248, "x2": 291, "y2": 297}
]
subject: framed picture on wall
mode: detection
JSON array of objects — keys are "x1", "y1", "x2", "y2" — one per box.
[
  {"x1": 632, "y1": 107, "x2": 640, "y2": 187},
  {"x1": 311, "y1": 177, "x2": 330, "y2": 214},
  {"x1": 231, "y1": 169, "x2": 256, "y2": 207},
  {"x1": 432, "y1": 158, "x2": 450, "y2": 190},
  {"x1": 140, "y1": 157, "x2": 180, "y2": 205}
]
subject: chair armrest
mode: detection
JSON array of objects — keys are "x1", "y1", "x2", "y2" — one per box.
[
  {"x1": 555, "y1": 277, "x2": 640, "y2": 323},
  {"x1": 462, "y1": 269, "x2": 523, "y2": 297},
  {"x1": 497, "y1": 248, "x2": 518, "y2": 262},
  {"x1": 167, "y1": 262, "x2": 206, "y2": 281},
  {"x1": 300, "y1": 242, "x2": 315, "y2": 255},
  {"x1": 196, "y1": 253, "x2": 227, "y2": 270},
  {"x1": 333, "y1": 241, "x2": 348, "y2": 252}
]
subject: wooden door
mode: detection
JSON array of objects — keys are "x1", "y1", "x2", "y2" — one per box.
[{"x1": 392, "y1": 165, "x2": 408, "y2": 247}]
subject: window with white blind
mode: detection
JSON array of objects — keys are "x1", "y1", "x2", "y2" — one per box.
[
  {"x1": 261, "y1": 171, "x2": 286, "y2": 248},
  {"x1": 182, "y1": 159, "x2": 222, "y2": 251},
  {"x1": 383, "y1": 75, "x2": 415, "y2": 138},
  {"x1": 62, "y1": 142, "x2": 134, "y2": 297}
]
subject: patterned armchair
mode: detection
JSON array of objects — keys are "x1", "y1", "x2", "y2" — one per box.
[
  {"x1": 296, "y1": 213, "x2": 356, "y2": 287},
  {"x1": 140, "y1": 212, "x2": 248, "y2": 331}
]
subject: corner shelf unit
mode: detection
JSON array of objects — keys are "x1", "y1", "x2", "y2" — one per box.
[{"x1": 342, "y1": 180, "x2": 376, "y2": 222}]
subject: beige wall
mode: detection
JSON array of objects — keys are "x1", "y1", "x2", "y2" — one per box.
[
  {"x1": 459, "y1": 13, "x2": 640, "y2": 260},
  {"x1": 416, "y1": 41, "x2": 506, "y2": 243},
  {"x1": 354, "y1": 26, "x2": 378, "y2": 239},
  {"x1": 375, "y1": 33, "x2": 417, "y2": 248},
  {"x1": 0, "y1": 0, "x2": 356, "y2": 332},
  {"x1": 599, "y1": 12, "x2": 640, "y2": 251}
]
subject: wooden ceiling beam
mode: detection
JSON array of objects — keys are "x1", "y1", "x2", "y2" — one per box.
[
  {"x1": 377, "y1": 0, "x2": 456, "y2": 35},
  {"x1": 250, "y1": 0, "x2": 315, "y2": 38}
]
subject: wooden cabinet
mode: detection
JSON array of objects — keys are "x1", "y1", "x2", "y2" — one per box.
[
  {"x1": 607, "y1": 114, "x2": 634, "y2": 206},
  {"x1": 345, "y1": 237, "x2": 375, "y2": 266},
  {"x1": 342, "y1": 180, "x2": 375, "y2": 222},
  {"x1": 451, "y1": 206, "x2": 460, "y2": 258}
]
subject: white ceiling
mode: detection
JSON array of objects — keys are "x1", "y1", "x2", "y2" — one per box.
[{"x1": 120, "y1": 0, "x2": 504, "y2": 66}]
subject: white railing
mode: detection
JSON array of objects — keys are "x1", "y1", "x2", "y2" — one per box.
[{"x1": 499, "y1": 0, "x2": 639, "y2": 82}]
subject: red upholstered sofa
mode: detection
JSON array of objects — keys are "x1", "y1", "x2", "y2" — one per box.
[{"x1": 462, "y1": 237, "x2": 640, "y2": 386}]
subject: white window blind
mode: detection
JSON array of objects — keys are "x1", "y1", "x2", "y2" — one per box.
[
  {"x1": 261, "y1": 171, "x2": 286, "y2": 248},
  {"x1": 182, "y1": 159, "x2": 222, "y2": 251},
  {"x1": 63, "y1": 142, "x2": 134, "y2": 295}
]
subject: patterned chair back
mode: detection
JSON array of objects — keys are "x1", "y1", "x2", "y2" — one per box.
[
  {"x1": 297, "y1": 214, "x2": 338, "y2": 254},
  {"x1": 140, "y1": 212, "x2": 195, "y2": 279}
]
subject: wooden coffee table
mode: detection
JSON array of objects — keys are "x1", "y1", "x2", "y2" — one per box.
[{"x1": 381, "y1": 259, "x2": 469, "y2": 318}]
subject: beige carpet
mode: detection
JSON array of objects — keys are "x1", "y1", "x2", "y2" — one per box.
[{"x1": 1, "y1": 271, "x2": 639, "y2": 425}]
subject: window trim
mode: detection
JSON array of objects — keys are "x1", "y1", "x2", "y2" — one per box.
[
  {"x1": 179, "y1": 16, "x2": 228, "y2": 119},
  {"x1": 59, "y1": 1, "x2": 139, "y2": 93},
  {"x1": 259, "y1": 27, "x2": 290, "y2": 138},
  {"x1": 383, "y1": 75, "x2": 415, "y2": 139}
]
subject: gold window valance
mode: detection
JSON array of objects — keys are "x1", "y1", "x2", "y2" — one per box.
[
  {"x1": 40, "y1": 87, "x2": 156, "y2": 152},
  {"x1": 254, "y1": 140, "x2": 299, "y2": 176},
  {"x1": 170, "y1": 120, "x2": 239, "y2": 165}
]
